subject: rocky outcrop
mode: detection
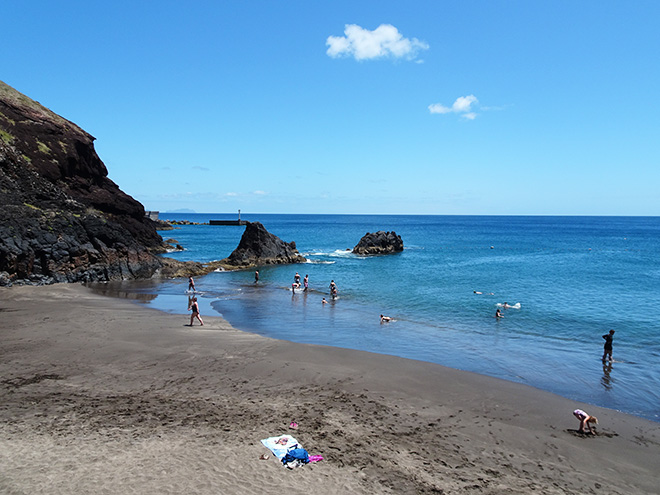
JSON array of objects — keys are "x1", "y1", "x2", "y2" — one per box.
[
  {"x1": 353, "y1": 231, "x2": 404, "y2": 255},
  {"x1": 222, "y1": 222, "x2": 306, "y2": 268},
  {"x1": 0, "y1": 80, "x2": 165, "y2": 285}
]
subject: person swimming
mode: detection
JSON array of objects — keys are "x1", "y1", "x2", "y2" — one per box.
[{"x1": 380, "y1": 314, "x2": 392, "y2": 323}]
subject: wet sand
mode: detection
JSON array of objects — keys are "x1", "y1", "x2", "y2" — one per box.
[{"x1": 1, "y1": 284, "x2": 659, "y2": 494}]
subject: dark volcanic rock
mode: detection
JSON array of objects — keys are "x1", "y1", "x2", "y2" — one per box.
[
  {"x1": 352, "y1": 231, "x2": 404, "y2": 255},
  {"x1": 0, "y1": 80, "x2": 165, "y2": 285},
  {"x1": 222, "y1": 222, "x2": 306, "y2": 267}
]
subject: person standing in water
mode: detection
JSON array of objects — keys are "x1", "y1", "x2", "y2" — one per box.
[
  {"x1": 602, "y1": 329, "x2": 615, "y2": 362},
  {"x1": 255, "y1": 270, "x2": 259, "y2": 283},
  {"x1": 188, "y1": 276, "x2": 196, "y2": 292},
  {"x1": 303, "y1": 274, "x2": 309, "y2": 292},
  {"x1": 188, "y1": 296, "x2": 203, "y2": 326},
  {"x1": 329, "y1": 280, "x2": 338, "y2": 299},
  {"x1": 294, "y1": 272, "x2": 301, "y2": 285}
]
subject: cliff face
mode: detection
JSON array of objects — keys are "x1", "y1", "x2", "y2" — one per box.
[{"x1": 0, "y1": 80, "x2": 163, "y2": 285}]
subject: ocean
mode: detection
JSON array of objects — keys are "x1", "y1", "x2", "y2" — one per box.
[{"x1": 100, "y1": 214, "x2": 660, "y2": 421}]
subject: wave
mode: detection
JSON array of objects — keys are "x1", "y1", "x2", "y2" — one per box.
[
  {"x1": 303, "y1": 249, "x2": 360, "y2": 259},
  {"x1": 496, "y1": 302, "x2": 521, "y2": 309}
]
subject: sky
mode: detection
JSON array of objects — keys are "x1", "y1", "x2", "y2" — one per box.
[{"x1": 3, "y1": 1, "x2": 659, "y2": 215}]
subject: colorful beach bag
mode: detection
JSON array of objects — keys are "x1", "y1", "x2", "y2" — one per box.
[{"x1": 282, "y1": 448, "x2": 309, "y2": 466}]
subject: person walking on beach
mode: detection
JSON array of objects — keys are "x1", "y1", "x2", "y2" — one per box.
[
  {"x1": 188, "y1": 296, "x2": 203, "y2": 326},
  {"x1": 255, "y1": 270, "x2": 259, "y2": 283},
  {"x1": 303, "y1": 274, "x2": 309, "y2": 292},
  {"x1": 573, "y1": 408, "x2": 598, "y2": 434},
  {"x1": 188, "y1": 276, "x2": 196, "y2": 292},
  {"x1": 602, "y1": 329, "x2": 615, "y2": 362}
]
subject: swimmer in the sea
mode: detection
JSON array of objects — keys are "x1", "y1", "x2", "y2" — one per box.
[
  {"x1": 380, "y1": 314, "x2": 392, "y2": 323},
  {"x1": 322, "y1": 298, "x2": 328, "y2": 304},
  {"x1": 495, "y1": 308, "x2": 503, "y2": 318}
]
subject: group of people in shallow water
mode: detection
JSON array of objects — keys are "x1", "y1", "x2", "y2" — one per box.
[
  {"x1": 289, "y1": 272, "x2": 310, "y2": 293},
  {"x1": 253, "y1": 271, "x2": 394, "y2": 321}
]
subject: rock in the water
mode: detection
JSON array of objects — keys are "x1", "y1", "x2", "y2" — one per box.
[
  {"x1": 223, "y1": 222, "x2": 306, "y2": 267},
  {"x1": 352, "y1": 231, "x2": 404, "y2": 255}
]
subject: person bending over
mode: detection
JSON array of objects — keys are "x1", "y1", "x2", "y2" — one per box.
[{"x1": 573, "y1": 409, "x2": 598, "y2": 434}]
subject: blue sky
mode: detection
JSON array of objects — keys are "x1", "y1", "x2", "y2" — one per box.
[{"x1": 3, "y1": 1, "x2": 659, "y2": 215}]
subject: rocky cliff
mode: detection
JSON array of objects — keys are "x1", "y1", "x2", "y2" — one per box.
[{"x1": 0, "y1": 80, "x2": 164, "y2": 285}]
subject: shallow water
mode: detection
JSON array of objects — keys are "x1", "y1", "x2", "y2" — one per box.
[{"x1": 96, "y1": 214, "x2": 660, "y2": 421}]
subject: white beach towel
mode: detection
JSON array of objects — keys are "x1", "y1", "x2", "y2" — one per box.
[{"x1": 260, "y1": 435, "x2": 301, "y2": 459}]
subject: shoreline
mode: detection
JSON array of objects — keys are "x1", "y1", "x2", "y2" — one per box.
[
  {"x1": 89, "y1": 277, "x2": 660, "y2": 423},
  {"x1": 1, "y1": 284, "x2": 659, "y2": 494}
]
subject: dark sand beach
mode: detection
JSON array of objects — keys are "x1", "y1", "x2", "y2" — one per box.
[{"x1": 1, "y1": 284, "x2": 659, "y2": 494}]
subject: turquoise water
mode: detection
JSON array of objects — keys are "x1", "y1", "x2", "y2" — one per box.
[{"x1": 121, "y1": 214, "x2": 660, "y2": 421}]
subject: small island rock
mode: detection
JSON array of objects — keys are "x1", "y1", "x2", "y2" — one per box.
[
  {"x1": 352, "y1": 231, "x2": 404, "y2": 255},
  {"x1": 222, "y1": 222, "x2": 306, "y2": 267}
]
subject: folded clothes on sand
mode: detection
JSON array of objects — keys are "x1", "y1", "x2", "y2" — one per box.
[
  {"x1": 260, "y1": 435, "x2": 324, "y2": 466},
  {"x1": 260, "y1": 435, "x2": 300, "y2": 459}
]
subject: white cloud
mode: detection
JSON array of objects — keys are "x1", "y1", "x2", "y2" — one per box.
[
  {"x1": 252, "y1": 190, "x2": 267, "y2": 195},
  {"x1": 427, "y1": 103, "x2": 452, "y2": 114},
  {"x1": 326, "y1": 24, "x2": 429, "y2": 61},
  {"x1": 226, "y1": 192, "x2": 238, "y2": 197},
  {"x1": 429, "y1": 95, "x2": 479, "y2": 119}
]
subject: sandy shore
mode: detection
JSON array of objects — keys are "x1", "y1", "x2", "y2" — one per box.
[{"x1": 1, "y1": 284, "x2": 659, "y2": 494}]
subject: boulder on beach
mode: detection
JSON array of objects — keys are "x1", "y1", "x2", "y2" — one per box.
[
  {"x1": 352, "y1": 231, "x2": 404, "y2": 255},
  {"x1": 222, "y1": 222, "x2": 306, "y2": 267}
]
